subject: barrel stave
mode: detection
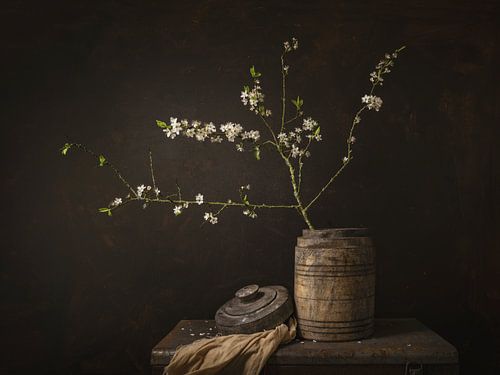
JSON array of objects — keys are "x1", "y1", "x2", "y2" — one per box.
[{"x1": 294, "y1": 228, "x2": 375, "y2": 342}]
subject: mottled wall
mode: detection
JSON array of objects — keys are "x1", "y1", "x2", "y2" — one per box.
[{"x1": 1, "y1": 0, "x2": 499, "y2": 374}]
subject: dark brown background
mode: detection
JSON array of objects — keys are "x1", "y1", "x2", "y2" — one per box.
[{"x1": 1, "y1": 0, "x2": 499, "y2": 374}]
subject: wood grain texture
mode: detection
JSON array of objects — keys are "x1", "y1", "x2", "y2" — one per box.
[
  {"x1": 151, "y1": 319, "x2": 458, "y2": 374},
  {"x1": 295, "y1": 229, "x2": 375, "y2": 341}
]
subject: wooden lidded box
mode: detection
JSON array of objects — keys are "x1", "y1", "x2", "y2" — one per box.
[{"x1": 151, "y1": 319, "x2": 458, "y2": 374}]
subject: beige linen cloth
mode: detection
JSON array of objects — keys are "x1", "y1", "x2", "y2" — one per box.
[{"x1": 164, "y1": 317, "x2": 297, "y2": 375}]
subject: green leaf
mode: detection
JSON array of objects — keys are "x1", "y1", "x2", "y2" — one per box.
[
  {"x1": 98, "y1": 155, "x2": 106, "y2": 167},
  {"x1": 243, "y1": 85, "x2": 250, "y2": 92},
  {"x1": 243, "y1": 194, "x2": 249, "y2": 204},
  {"x1": 156, "y1": 120, "x2": 168, "y2": 129},
  {"x1": 250, "y1": 65, "x2": 261, "y2": 78},
  {"x1": 253, "y1": 145, "x2": 261, "y2": 161},
  {"x1": 60, "y1": 143, "x2": 72, "y2": 156},
  {"x1": 314, "y1": 126, "x2": 321, "y2": 136},
  {"x1": 98, "y1": 207, "x2": 112, "y2": 216},
  {"x1": 291, "y1": 96, "x2": 303, "y2": 110}
]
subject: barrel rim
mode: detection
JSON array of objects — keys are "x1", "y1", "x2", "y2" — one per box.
[{"x1": 302, "y1": 227, "x2": 370, "y2": 238}]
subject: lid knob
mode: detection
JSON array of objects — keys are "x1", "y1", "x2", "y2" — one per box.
[{"x1": 235, "y1": 284, "x2": 260, "y2": 302}]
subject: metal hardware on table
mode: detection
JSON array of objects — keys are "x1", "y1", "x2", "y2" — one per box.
[{"x1": 405, "y1": 362, "x2": 424, "y2": 375}]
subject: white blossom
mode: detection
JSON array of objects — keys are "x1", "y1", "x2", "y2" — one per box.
[
  {"x1": 361, "y1": 95, "x2": 383, "y2": 111},
  {"x1": 241, "y1": 84, "x2": 266, "y2": 114},
  {"x1": 137, "y1": 184, "x2": 146, "y2": 198},
  {"x1": 195, "y1": 193, "x2": 204, "y2": 205},
  {"x1": 111, "y1": 197, "x2": 122, "y2": 207},
  {"x1": 220, "y1": 122, "x2": 243, "y2": 142},
  {"x1": 243, "y1": 209, "x2": 257, "y2": 218},
  {"x1": 302, "y1": 117, "x2": 318, "y2": 131},
  {"x1": 283, "y1": 38, "x2": 298, "y2": 52},
  {"x1": 277, "y1": 132, "x2": 288, "y2": 142},
  {"x1": 236, "y1": 143, "x2": 244, "y2": 152},
  {"x1": 354, "y1": 115, "x2": 361, "y2": 124},
  {"x1": 291, "y1": 144, "x2": 301, "y2": 158},
  {"x1": 343, "y1": 156, "x2": 349, "y2": 163},
  {"x1": 277, "y1": 132, "x2": 290, "y2": 147},
  {"x1": 162, "y1": 116, "x2": 260, "y2": 145},
  {"x1": 163, "y1": 117, "x2": 182, "y2": 139},
  {"x1": 154, "y1": 188, "x2": 161, "y2": 197},
  {"x1": 205, "y1": 122, "x2": 217, "y2": 134},
  {"x1": 241, "y1": 130, "x2": 260, "y2": 141},
  {"x1": 240, "y1": 90, "x2": 249, "y2": 105},
  {"x1": 173, "y1": 205, "x2": 182, "y2": 216},
  {"x1": 183, "y1": 202, "x2": 189, "y2": 208},
  {"x1": 188, "y1": 122, "x2": 216, "y2": 142},
  {"x1": 203, "y1": 212, "x2": 218, "y2": 224},
  {"x1": 370, "y1": 71, "x2": 384, "y2": 85},
  {"x1": 185, "y1": 128, "x2": 196, "y2": 138},
  {"x1": 195, "y1": 131, "x2": 209, "y2": 142},
  {"x1": 348, "y1": 136, "x2": 356, "y2": 144}
]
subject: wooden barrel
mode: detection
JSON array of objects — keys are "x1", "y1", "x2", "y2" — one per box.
[{"x1": 294, "y1": 228, "x2": 375, "y2": 341}]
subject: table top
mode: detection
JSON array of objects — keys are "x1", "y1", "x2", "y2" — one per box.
[{"x1": 151, "y1": 319, "x2": 458, "y2": 367}]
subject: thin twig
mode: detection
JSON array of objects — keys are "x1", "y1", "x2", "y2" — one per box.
[
  {"x1": 71, "y1": 143, "x2": 137, "y2": 197},
  {"x1": 149, "y1": 149, "x2": 157, "y2": 191},
  {"x1": 280, "y1": 53, "x2": 287, "y2": 133}
]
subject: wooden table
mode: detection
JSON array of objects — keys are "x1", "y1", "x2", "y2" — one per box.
[{"x1": 151, "y1": 319, "x2": 459, "y2": 374}]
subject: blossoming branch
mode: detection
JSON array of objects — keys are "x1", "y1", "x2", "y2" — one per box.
[{"x1": 61, "y1": 38, "x2": 405, "y2": 229}]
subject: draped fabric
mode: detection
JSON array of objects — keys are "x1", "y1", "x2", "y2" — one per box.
[{"x1": 164, "y1": 317, "x2": 297, "y2": 375}]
